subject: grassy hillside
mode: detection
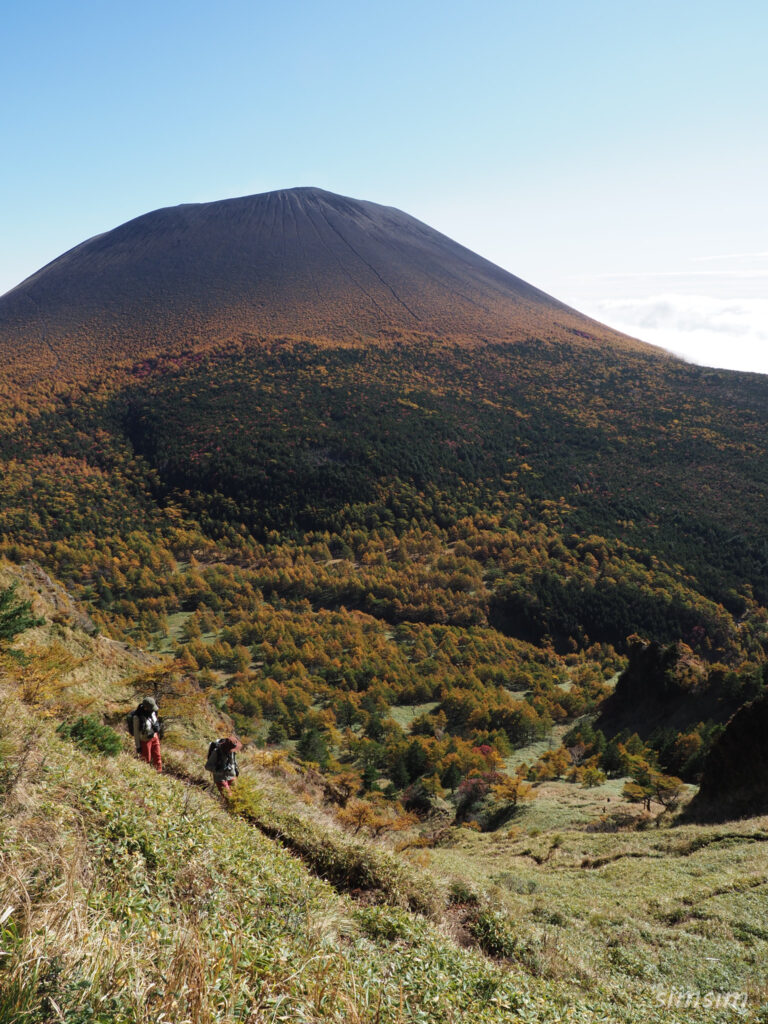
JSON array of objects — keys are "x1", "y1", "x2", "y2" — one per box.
[
  {"x1": 1, "y1": 574, "x2": 766, "y2": 1022},
  {"x1": 430, "y1": 784, "x2": 768, "y2": 1013}
]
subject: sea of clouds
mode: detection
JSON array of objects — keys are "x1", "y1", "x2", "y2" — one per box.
[{"x1": 575, "y1": 253, "x2": 768, "y2": 375}]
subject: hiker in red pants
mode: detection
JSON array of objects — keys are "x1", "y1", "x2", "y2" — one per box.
[{"x1": 128, "y1": 697, "x2": 163, "y2": 771}]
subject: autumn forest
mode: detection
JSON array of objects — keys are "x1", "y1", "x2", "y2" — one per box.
[{"x1": 2, "y1": 328, "x2": 768, "y2": 826}]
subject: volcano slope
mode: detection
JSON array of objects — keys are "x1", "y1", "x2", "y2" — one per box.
[
  {"x1": 1, "y1": 188, "x2": 767, "y2": 821},
  {"x1": 0, "y1": 186, "x2": 651, "y2": 381}
]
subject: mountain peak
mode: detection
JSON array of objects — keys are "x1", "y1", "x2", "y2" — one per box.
[{"x1": 0, "y1": 187, "x2": 651, "y2": 381}]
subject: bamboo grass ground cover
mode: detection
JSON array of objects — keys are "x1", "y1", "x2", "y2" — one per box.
[{"x1": 5, "y1": 689, "x2": 761, "y2": 1022}]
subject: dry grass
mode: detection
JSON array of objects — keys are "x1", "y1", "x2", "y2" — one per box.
[
  {"x1": 2, "y1": 567, "x2": 765, "y2": 1022},
  {"x1": 428, "y1": 790, "x2": 768, "y2": 1015},
  {"x1": 1, "y1": 685, "x2": 626, "y2": 1024}
]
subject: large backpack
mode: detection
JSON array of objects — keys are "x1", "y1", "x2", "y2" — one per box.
[
  {"x1": 205, "y1": 740, "x2": 222, "y2": 773},
  {"x1": 139, "y1": 711, "x2": 158, "y2": 740},
  {"x1": 127, "y1": 707, "x2": 159, "y2": 740}
]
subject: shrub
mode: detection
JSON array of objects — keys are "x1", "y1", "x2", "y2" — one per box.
[
  {"x1": 469, "y1": 909, "x2": 517, "y2": 958},
  {"x1": 56, "y1": 716, "x2": 122, "y2": 756},
  {"x1": 266, "y1": 721, "x2": 288, "y2": 744},
  {"x1": 355, "y1": 905, "x2": 420, "y2": 943},
  {"x1": 0, "y1": 583, "x2": 43, "y2": 646},
  {"x1": 448, "y1": 879, "x2": 481, "y2": 905},
  {"x1": 296, "y1": 727, "x2": 329, "y2": 767}
]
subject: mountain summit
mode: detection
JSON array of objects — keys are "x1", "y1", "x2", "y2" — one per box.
[{"x1": 0, "y1": 187, "x2": 649, "y2": 377}]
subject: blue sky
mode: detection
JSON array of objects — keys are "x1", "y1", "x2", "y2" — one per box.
[{"x1": 3, "y1": 0, "x2": 767, "y2": 371}]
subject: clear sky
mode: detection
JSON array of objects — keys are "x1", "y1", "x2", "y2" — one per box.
[{"x1": 3, "y1": 0, "x2": 767, "y2": 372}]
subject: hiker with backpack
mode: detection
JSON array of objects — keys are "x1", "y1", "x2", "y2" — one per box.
[
  {"x1": 205, "y1": 736, "x2": 241, "y2": 796},
  {"x1": 127, "y1": 697, "x2": 163, "y2": 772}
]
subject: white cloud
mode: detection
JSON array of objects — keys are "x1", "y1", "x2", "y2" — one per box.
[
  {"x1": 691, "y1": 251, "x2": 768, "y2": 264},
  {"x1": 557, "y1": 254, "x2": 768, "y2": 375},
  {"x1": 588, "y1": 293, "x2": 768, "y2": 374}
]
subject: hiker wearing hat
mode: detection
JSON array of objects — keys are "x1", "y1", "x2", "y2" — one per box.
[
  {"x1": 128, "y1": 697, "x2": 163, "y2": 772},
  {"x1": 205, "y1": 736, "x2": 242, "y2": 796}
]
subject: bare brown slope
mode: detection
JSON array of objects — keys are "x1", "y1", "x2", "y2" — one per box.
[{"x1": 0, "y1": 187, "x2": 654, "y2": 379}]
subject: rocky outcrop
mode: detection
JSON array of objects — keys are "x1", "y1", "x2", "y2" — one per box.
[
  {"x1": 21, "y1": 561, "x2": 98, "y2": 636},
  {"x1": 688, "y1": 692, "x2": 768, "y2": 821},
  {"x1": 596, "y1": 636, "x2": 713, "y2": 739}
]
